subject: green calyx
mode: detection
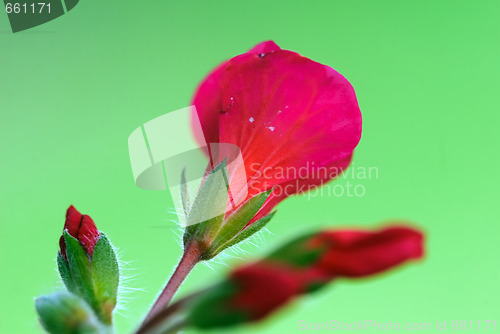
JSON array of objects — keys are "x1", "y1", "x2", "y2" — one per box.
[
  {"x1": 203, "y1": 210, "x2": 276, "y2": 260},
  {"x1": 59, "y1": 232, "x2": 119, "y2": 325},
  {"x1": 91, "y1": 234, "x2": 120, "y2": 324},
  {"x1": 185, "y1": 281, "x2": 248, "y2": 329},
  {"x1": 183, "y1": 160, "x2": 229, "y2": 246},
  {"x1": 181, "y1": 160, "x2": 276, "y2": 260}
]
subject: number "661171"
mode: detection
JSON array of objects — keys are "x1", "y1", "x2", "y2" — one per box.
[{"x1": 5, "y1": 2, "x2": 51, "y2": 14}]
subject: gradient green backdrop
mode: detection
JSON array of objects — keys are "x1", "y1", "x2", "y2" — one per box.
[{"x1": 1, "y1": 1, "x2": 499, "y2": 333}]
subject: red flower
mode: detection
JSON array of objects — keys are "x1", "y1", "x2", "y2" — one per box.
[
  {"x1": 59, "y1": 205, "x2": 100, "y2": 258},
  {"x1": 192, "y1": 41, "x2": 362, "y2": 222}
]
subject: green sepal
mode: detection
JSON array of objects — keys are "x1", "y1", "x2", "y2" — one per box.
[
  {"x1": 184, "y1": 160, "x2": 229, "y2": 245},
  {"x1": 195, "y1": 214, "x2": 226, "y2": 247},
  {"x1": 185, "y1": 282, "x2": 248, "y2": 329},
  {"x1": 267, "y1": 232, "x2": 326, "y2": 268},
  {"x1": 57, "y1": 251, "x2": 78, "y2": 295},
  {"x1": 209, "y1": 190, "x2": 272, "y2": 250},
  {"x1": 35, "y1": 291, "x2": 108, "y2": 334},
  {"x1": 206, "y1": 211, "x2": 276, "y2": 259},
  {"x1": 91, "y1": 234, "x2": 119, "y2": 324},
  {"x1": 60, "y1": 232, "x2": 119, "y2": 325},
  {"x1": 64, "y1": 231, "x2": 97, "y2": 309},
  {"x1": 304, "y1": 280, "x2": 329, "y2": 294}
]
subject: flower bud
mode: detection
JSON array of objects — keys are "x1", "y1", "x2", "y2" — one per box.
[
  {"x1": 309, "y1": 226, "x2": 424, "y2": 277},
  {"x1": 57, "y1": 206, "x2": 119, "y2": 325},
  {"x1": 186, "y1": 225, "x2": 424, "y2": 329}
]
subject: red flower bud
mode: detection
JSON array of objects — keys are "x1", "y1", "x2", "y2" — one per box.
[
  {"x1": 310, "y1": 226, "x2": 424, "y2": 277},
  {"x1": 195, "y1": 225, "x2": 423, "y2": 326},
  {"x1": 59, "y1": 205, "x2": 100, "y2": 258}
]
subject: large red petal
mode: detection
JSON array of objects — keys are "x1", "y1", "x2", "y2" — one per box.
[
  {"x1": 192, "y1": 42, "x2": 362, "y2": 223},
  {"x1": 192, "y1": 63, "x2": 225, "y2": 147},
  {"x1": 218, "y1": 51, "x2": 361, "y2": 203},
  {"x1": 248, "y1": 154, "x2": 353, "y2": 224}
]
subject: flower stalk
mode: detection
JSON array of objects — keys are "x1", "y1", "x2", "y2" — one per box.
[{"x1": 144, "y1": 241, "x2": 203, "y2": 322}]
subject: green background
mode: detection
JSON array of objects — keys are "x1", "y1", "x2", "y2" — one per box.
[{"x1": 1, "y1": 1, "x2": 499, "y2": 333}]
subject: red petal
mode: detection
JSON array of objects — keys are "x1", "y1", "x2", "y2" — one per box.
[
  {"x1": 248, "y1": 154, "x2": 353, "y2": 224},
  {"x1": 192, "y1": 63, "x2": 225, "y2": 147},
  {"x1": 77, "y1": 215, "x2": 100, "y2": 256},
  {"x1": 60, "y1": 206, "x2": 100, "y2": 257},
  {"x1": 64, "y1": 205, "x2": 83, "y2": 237},
  {"x1": 192, "y1": 41, "x2": 282, "y2": 150},
  {"x1": 220, "y1": 51, "x2": 361, "y2": 204},
  {"x1": 193, "y1": 42, "x2": 362, "y2": 221},
  {"x1": 247, "y1": 40, "x2": 281, "y2": 55},
  {"x1": 312, "y1": 226, "x2": 424, "y2": 277}
]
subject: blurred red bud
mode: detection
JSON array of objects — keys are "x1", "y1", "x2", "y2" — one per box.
[
  {"x1": 187, "y1": 225, "x2": 424, "y2": 328},
  {"x1": 310, "y1": 226, "x2": 424, "y2": 277},
  {"x1": 229, "y1": 263, "x2": 303, "y2": 320}
]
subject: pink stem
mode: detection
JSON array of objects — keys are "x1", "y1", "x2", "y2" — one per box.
[{"x1": 143, "y1": 242, "x2": 202, "y2": 322}]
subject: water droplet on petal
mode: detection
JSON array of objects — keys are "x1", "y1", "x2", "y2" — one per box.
[
  {"x1": 258, "y1": 53, "x2": 266, "y2": 58},
  {"x1": 268, "y1": 126, "x2": 275, "y2": 132},
  {"x1": 249, "y1": 117, "x2": 255, "y2": 123},
  {"x1": 224, "y1": 96, "x2": 235, "y2": 111}
]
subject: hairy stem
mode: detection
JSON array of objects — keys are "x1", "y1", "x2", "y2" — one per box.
[
  {"x1": 143, "y1": 242, "x2": 202, "y2": 323},
  {"x1": 136, "y1": 288, "x2": 210, "y2": 334}
]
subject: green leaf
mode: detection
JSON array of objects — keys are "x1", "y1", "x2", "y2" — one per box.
[
  {"x1": 91, "y1": 234, "x2": 119, "y2": 324},
  {"x1": 64, "y1": 231, "x2": 97, "y2": 309},
  {"x1": 208, "y1": 211, "x2": 277, "y2": 258},
  {"x1": 186, "y1": 159, "x2": 229, "y2": 243},
  {"x1": 35, "y1": 292, "x2": 107, "y2": 334},
  {"x1": 57, "y1": 252, "x2": 78, "y2": 295}
]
